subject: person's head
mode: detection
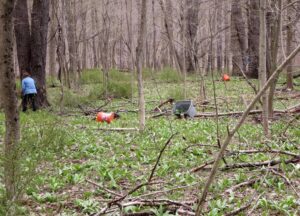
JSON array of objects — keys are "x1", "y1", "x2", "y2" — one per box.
[{"x1": 21, "y1": 68, "x2": 31, "y2": 78}]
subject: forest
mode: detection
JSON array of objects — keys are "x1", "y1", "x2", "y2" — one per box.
[{"x1": 0, "y1": 0, "x2": 300, "y2": 215}]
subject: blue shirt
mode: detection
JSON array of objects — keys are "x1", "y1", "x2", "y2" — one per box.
[{"x1": 22, "y1": 77, "x2": 37, "y2": 95}]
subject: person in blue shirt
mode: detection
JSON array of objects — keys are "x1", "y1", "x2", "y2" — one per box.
[{"x1": 21, "y1": 68, "x2": 37, "y2": 112}]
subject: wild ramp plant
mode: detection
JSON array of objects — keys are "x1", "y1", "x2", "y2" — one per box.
[{"x1": 0, "y1": 113, "x2": 69, "y2": 215}]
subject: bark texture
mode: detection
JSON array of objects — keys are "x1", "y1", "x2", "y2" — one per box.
[
  {"x1": 13, "y1": 0, "x2": 31, "y2": 75},
  {"x1": 231, "y1": 0, "x2": 247, "y2": 75},
  {"x1": 0, "y1": 0, "x2": 20, "y2": 208},
  {"x1": 31, "y1": 0, "x2": 50, "y2": 107},
  {"x1": 247, "y1": 0, "x2": 260, "y2": 78},
  {"x1": 136, "y1": 0, "x2": 147, "y2": 131},
  {"x1": 259, "y1": 0, "x2": 269, "y2": 135}
]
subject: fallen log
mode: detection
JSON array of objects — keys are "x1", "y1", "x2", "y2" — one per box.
[
  {"x1": 221, "y1": 156, "x2": 300, "y2": 171},
  {"x1": 194, "y1": 109, "x2": 285, "y2": 118}
]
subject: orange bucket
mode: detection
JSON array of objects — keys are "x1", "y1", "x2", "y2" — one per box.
[{"x1": 222, "y1": 74, "x2": 230, "y2": 81}]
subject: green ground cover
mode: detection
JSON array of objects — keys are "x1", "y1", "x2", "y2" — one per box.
[{"x1": 0, "y1": 70, "x2": 300, "y2": 215}]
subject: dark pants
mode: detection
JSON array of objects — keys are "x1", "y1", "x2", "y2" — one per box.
[{"x1": 22, "y1": 94, "x2": 37, "y2": 112}]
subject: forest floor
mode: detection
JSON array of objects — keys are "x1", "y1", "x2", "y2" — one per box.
[{"x1": 0, "y1": 70, "x2": 300, "y2": 215}]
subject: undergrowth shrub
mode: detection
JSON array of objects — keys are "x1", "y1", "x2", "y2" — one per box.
[
  {"x1": 88, "y1": 69, "x2": 135, "y2": 99},
  {"x1": 62, "y1": 89, "x2": 88, "y2": 107},
  {"x1": 142, "y1": 68, "x2": 155, "y2": 80},
  {"x1": 0, "y1": 115, "x2": 68, "y2": 214},
  {"x1": 80, "y1": 69, "x2": 102, "y2": 84},
  {"x1": 158, "y1": 67, "x2": 182, "y2": 83},
  {"x1": 166, "y1": 86, "x2": 185, "y2": 100}
]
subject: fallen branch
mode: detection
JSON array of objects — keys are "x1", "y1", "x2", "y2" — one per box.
[
  {"x1": 224, "y1": 178, "x2": 260, "y2": 194},
  {"x1": 221, "y1": 156, "x2": 300, "y2": 170},
  {"x1": 191, "y1": 160, "x2": 215, "y2": 173},
  {"x1": 191, "y1": 149, "x2": 299, "y2": 173},
  {"x1": 194, "y1": 109, "x2": 285, "y2": 118},
  {"x1": 153, "y1": 98, "x2": 174, "y2": 111},
  {"x1": 133, "y1": 183, "x2": 199, "y2": 200},
  {"x1": 286, "y1": 102, "x2": 300, "y2": 112},
  {"x1": 123, "y1": 211, "x2": 154, "y2": 216},
  {"x1": 228, "y1": 149, "x2": 299, "y2": 157},
  {"x1": 150, "y1": 111, "x2": 171, "y2": 118},
  {"x1": 269, "y1": 169, "x2": 300, "y2": 198},
  {"x1": 86, "y1": 179, "x2": 123, "y2": 197}
]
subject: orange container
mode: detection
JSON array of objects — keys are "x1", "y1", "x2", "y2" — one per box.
[
  {"x1": 96, "y1": 112, "x2": 115, "y2": 124},
  {"x1": 222, "y1": 74, "x2": 230, "y2": 81}
]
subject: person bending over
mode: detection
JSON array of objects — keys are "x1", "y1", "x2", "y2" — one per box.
[{"x1": 21, "y1": 69, "x2": 37, "y2": 112}]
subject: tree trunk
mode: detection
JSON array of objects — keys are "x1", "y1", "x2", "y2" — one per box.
[
  {"x1": 231, "y1": 0, "x2": 247, "y2": 75},
  {"x1": 80, "y1": 0, "x2": 87, "y2": 70},
  {"x1": 216, "y1": 0, "x2": 223, "y2": 72},
  {"x1": 181, "y1": 0, "x2": 187, "y2": 98},
  {"x1": 136, "y1": 0, "x2": 147, "y2": 131},
  {"x1": 185, "y1": 0, "x2": 199, "y2": 72},
  {"x1": 259, "y1": 0, "x2": 269, "y2": 136},
  {"x1": 267, "y1": 0, "x2": 282, "y2": 119},
  {"x1": 159, "y1": 0, "x2": 182, "y2": 73},
  {"x1": 13, "y1": 0, "x2": 31, "y2": 76},
  {"x1": 125, "y1": 0, "x2": 135, "y2": 101},
  {"x1": 152, "y1": 0, "x2": 157, "y2": 71},
  {"x1": 31, "y1": 0, "x2": 50, "y2": 107},
  {"x1": 102, "y1": 1, "x2": 110, "y2": 98},
  {"x1": 65, "y1": 0, "x2": 78, "y2": 88},
  {"x1": 286, "y1": 0, "x2": 294, "y2": 90},
  {"x1": 0, "y1": 0, "x2": 20, "y2": 211},
  {"x1": 49, "y1": 0, "x2": 57, "y2": 83},
  {"x1": 247, "y1": 0, "x2": 260, "y2": 78},
  {"x1": 91, "y1": 8, "x2": 98, "y2": 68}
]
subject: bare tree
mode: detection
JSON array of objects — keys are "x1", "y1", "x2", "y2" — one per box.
[
  {"x1": 13, "y1": 0, "x2": 31, "y2": 76},
  {"x1": 49, "y1": 0, "x2": 58, "y2": 83},
  {"x1": 30, "y1": 0, "x2": 50, "y2": 107},
  {"x1": 231, "y1": 0, "x2": 247, "y2": 75},
  {"x1": 286, "y1": 0, "x2": 295, "y2": 90},
  {"x1": 259, "y1": 0, "x2": 269, "y2": 135},
  {"x1": 136, "y1": 0, "x2": 147, "y2": 131},
  {"x1": 267, "y1": 0, "x2": 282, "y2": 119},
  {"x1": 65, "y1": 0, "x2": 78, "y2": 88},
  {"x1": 247, "y1": 0, "x2": 260, "y2": 78},
  {"x1": 0, "y1": 0, "x2": 20, "y2": 212}
]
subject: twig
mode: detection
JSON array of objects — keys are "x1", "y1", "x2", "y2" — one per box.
[
  {"x1": 133, "y1": 183, "x2": 199, "y2": 199},
  {"x1": 101, "y1": 133, "x2": 177, "y2": 213},
  {"x1": 232, "y1": 60, "x2": 259, "y2": 95},
  {"x1": 123, "y1": 211, "x2": 154, "y2": 216},
  {"x1": 122, "y1": 198, "x2": 194, "y2": 210},
  {"x1": 269, "y1": 169, "x2": 300, "y2": 198},
  {"x1": 224, "y1": 178, "x2": 260, "y2": 194},
  {"x1": 86, "y1": 179, "x2": 123, "y2": 197},
  {"x1": 224, "y1": 193, "x2": 258, "y2": 216},
  {"x1": 191, "y1": 160, "x2": 215, "y2": 173},
  {"x1": 148, "y1": 133, "x2": 177, "y2": 181}
]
